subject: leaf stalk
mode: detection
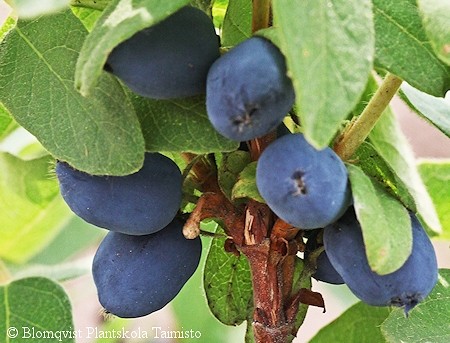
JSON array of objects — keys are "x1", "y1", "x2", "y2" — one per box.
[{"x1": 334, "y1": 73, "x2": 403, "y2": 161}]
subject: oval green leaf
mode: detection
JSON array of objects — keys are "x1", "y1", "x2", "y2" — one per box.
[
  {"x1": 0, "y1": 10, "x2": 145, "y2": 176},
  {"x1": 347, "y1": 163, "x2": 412, "y2": 275},
  {"x1": 131, "y1": 94, "x2": 238, "y2": 153},
  {"x1": 309, "y1": 301, "x2": 391, "y2": 343},
  {"x1": 204, "y1": 227, "x2": 253, "y2": 326},
  {"x1": 0, "y1": 277, "x2": 75, "y2": 343},
  {"x1": 373, "y1": 0, "x2": 450, "y2": 97},
  {"x1": 418, "y1": 160, "x2": 450, "y2": 239},
  {"x1": 369, "y1": 107, "x2": 442, "y2": 235},
  {"x1": 381, "y1": 269, "x2": 450, "y2": 343},
  {"x1": 0, "y1": 153, "x2": 73, "y2": 264},
  {"x1": 401, "y1": 82, "x2": 450, "y2": 138},
  {"x1": 272, "y1": 0, "x2": 374, "y2": 149}
]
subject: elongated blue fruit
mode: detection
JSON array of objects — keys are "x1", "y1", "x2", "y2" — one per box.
[
  {"x1": 206, "y1": 36, "x2": 295, "y2": 141},
  {"x1": 256, "y1": 133, "x2": 351, "y2": 229},
  {"x1": 56, "y1": 152, "x2": 182, "y2": 235},
  {"x1": 92, "y1": 218, "x2": 202, "y2": 318},
  {"x1": 305, "y1": 229, "x2": 344, "y2": 285},
  {"x1": 323, "y1": 208, "x2": 438, "y2": 315},
  {"x1": 105, "y1": 6, "x2": 220, "y2": 99}
]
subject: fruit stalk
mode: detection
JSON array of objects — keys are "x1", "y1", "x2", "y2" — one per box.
[{"x1": 334, "y1": 72, "x2": 403, "y2": 161}]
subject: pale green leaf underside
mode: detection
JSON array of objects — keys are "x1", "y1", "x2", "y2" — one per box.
[
  {"x1": 401, "y1": 82, "x2": 450, "y2": 138},
  {"x1": 0, "y1": 277, "x2": 74, "y2": 343},
  {"x1": 369, "y1": 108, "x2": 442, "y2": 235},
  {"x1": 9, "y1": 0, "x2": 70, "y2": 18},
  {"x1": 0, "y1": 10, "x2": 145, "y2": 176},
  {"x1": 373, "y1": 0, "x2": 450, "y2": 97},
  {"x1": 75, "y1": 0, "x2": 191, "y2": 96},
  {"x1": 382, "y1": 269, "x2": 450, "y2": 343},
  {"x1": 347, "y1": 163, "x2": 412, "y2": 275},
  {"x1": 0, "y1": 153, "x2": 72, "y2": 264},
  {"x1": 272, "y1": 0, "x2": 374, "y2": 149},
  {"x1": 418, "y1": 0, "x2": 450, "y2": 66},
  {"x1": 204, "y1": 227, "x2": 253, "y2": 326},
  {"x1": 418, "y1": 160, "x2": 450, "y2": 239}
]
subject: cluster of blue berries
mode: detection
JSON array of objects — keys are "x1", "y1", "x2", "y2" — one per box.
[
  {"x1": 55, "y1": 5, "x2": 438, "y2": 319},
  {"x1": 56, "y1": 153, "x2": 202, "y2": 318}
]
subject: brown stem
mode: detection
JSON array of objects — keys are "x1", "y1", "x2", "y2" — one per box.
[
  {"x1": 252, "y1": 0, "x2": 272, "y2": 33},
  {"x1": 240, "y1": 240, "x2": 290, "y2": 341}
]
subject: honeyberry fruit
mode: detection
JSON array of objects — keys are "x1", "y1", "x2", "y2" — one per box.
[
  {"x1": 256, "y1": 133, "x2": 351, "y2": 229},
  {"x1": 304, "y1": 230, "x2": 344, "y2": 285},
  {"x1": 56, "y1": 152, "x2": 182, "y2": 235},
  {"x1": 323, "y1": 207, "x2": 438, "y2": 315},
  {"x1": 92, "y1": 218, "x2": 202, "y2": 318},
  {"x1": 104, "y1": 6, "x2": 220, "y2": 99},
  {"x1": 206, "y1": 36, "x2": 295, "y2": 142}
]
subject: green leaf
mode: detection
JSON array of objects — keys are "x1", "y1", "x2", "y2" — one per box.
[
  {"x1": 232, "y1": 162, "x2": 265, "y2": 203},
  {"x1": 211, "y1": 0, "x2": 228, "y2": 28},
  {"x1": 0, "y1": 277, "x2": 75, "y2": 342},
  {"x1": 8, "y1": 0, "x2": 70, "y2": 18},
  {"x1": 418, "y1": 160, "x2": 450, "y2": 239},
  {"x1": 131, "y1": 94, "x2": 238, "y2": 153},
  {"x1": 0, "y1": 153, "x2": 73, "y2": 264},
  {"x1": 218, "y1": 150, "x2": 251, "y2": 200},
  {"x1": 70, "y1": 0, "x2": 112, "y2": 11},
  {"x1": 171, "y1": 223, "x2": 247, "y2": 343},
  {"x1": 401, "y1": 82, "x2": 450, "y2": 138},
  {"x1": 272, "y1": 0, "x2": 374, "y2": 149},
  {"x1": 6, "y1": 258, "x2": 91, "y2": 282},
  {"x1": 381, "y1": 269, "x2": 450, "y2": 343},
  {"x1": 309, "y1": 301, "x2": 391, "y2": 343},
  {"x1": 29, "y1": 215, "x2": 105, "y2": 265},
  {"x1": 373, "y1": 0, "x2": 450, "y2": 97},
  {"x1": 291, "y1": 257, "x2": 311, "y2": 338},
  {"x1": 0, "y1": 16, "x2": 15, "y2": 42},
  {"x1": 204, "y1": 226, "x2": 253, "y2": 326},
  {"x1": 75, "y1": 0, "x2": 190, "y2": 96},
  {"x1": 0, "y1": 10, "x2": 145, "y2": 176},
  {"x1": 417, "y1": 0, "x2": 450, "y2": 66},
  {"x1": 71, "y1": 6, "x2": 103, "y2": 31},
  {"x1": 221, "y1": 0, "x2": 252, "y2": 47},
  {"x1": 352, "y1": 142, "x2": 416, "y2": 211},
  {"x1": 368, "y1": 107, "x2": 442, "y2": 235},
  {"x1": 347, "y1": 163, "x2": 412, "y2": 275},
  {"x1": 0, "y1": 103, "x2": 17, "y2": 142}
]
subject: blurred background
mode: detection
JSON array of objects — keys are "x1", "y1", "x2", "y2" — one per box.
[{"x1": 0, "y1": 1, "x2": 449, "y2": 342}]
